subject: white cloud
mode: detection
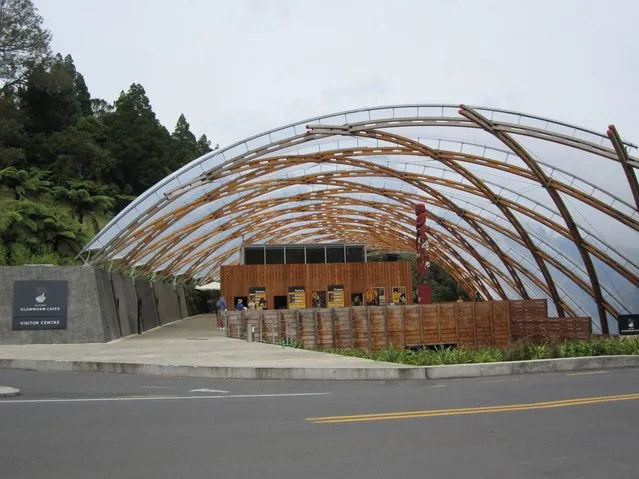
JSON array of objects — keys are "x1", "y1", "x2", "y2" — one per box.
[{"x1": 34, "y1": 0, "x2": 639, "y2": 146}]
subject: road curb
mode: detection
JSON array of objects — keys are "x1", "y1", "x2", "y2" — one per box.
[
  {"x1": 0, "y1": 358, "x2": 426, "y2": 381},
  {"x1": 424, "y1": 355, "x2": 639, "y2": 379},
  {"x1": 0, "y1": 386, "x2": 21, "y2": 397},
  {"x1": 1, "y1": 356, "x2": 637, "y2": 381}
]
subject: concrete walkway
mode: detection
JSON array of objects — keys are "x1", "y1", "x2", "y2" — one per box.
[
  {"x1": 0, "y1": 315, "x2": 420, "y2": 380},
  {"x1": 3, "y1": 315, "x2": 635, "y2": 381}
]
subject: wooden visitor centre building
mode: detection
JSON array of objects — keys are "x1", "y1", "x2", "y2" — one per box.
[{"x1": 220, "y1": 243, "x2": 415, "y2": 311}]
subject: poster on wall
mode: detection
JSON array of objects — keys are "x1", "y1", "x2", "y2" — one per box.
[
  {"x1": 311, "y1": 291, "x2": 326, "y2": 308},
  {"x1": 12, "y1": 280, "x2": 69, "y2": 330},
  {"x1": 392, "y1": 286, "x2": 407, "y2": 305},
  {"x1": 248, "y1": 287, "x2": 267, "y2": 309},
  {"x1": 365, "y1": 287, "x2": 386, "y2": 306},
  {"x1": 328, "y1": 284, "x2": 345, "y2": 307},
  {"x1": 288, "y1": 286, "x2": 306, "y2": 309},
  {"x1": 351, "y1": 293, "x2": 363, "y2": 306}
]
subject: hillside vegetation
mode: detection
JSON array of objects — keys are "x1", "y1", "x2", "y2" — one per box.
[
  {"x1": 0, "y1": 0, "x2": 212, "y2": 266},
  {"x1": 1, "y1": 1, "x2": 466, "y2": 300}
]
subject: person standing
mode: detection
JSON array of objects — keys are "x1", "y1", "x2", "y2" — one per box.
[{"x1": 216, "y1": 296, "x2": 227, "y2": 329}]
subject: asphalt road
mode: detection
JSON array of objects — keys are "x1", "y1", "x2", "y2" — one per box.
[{"x1": 1, "y1": 368, "x2": 638, "y2": 479}]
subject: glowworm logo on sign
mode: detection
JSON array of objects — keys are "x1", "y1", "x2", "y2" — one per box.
[
  {"x1": 12, "y1": 280, "x2": 69, "y2": 330},
  {"x1": 617, "y1": 314, "x2": 639, "y2": 336}
]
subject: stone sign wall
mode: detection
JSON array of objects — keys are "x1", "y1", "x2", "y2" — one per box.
[{"x1": 0, "y1": 266, "x2": 189, "y2": 345}]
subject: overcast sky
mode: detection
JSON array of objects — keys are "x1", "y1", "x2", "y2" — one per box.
[{"x1": 34, "y1": 0, "x2": 639, "y2": 147}]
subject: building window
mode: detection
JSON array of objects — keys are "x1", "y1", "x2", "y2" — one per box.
[
  {"x1": 244, "y1": 247, "x2": 265, "y2": 265},
  {"x1": 346, "y1": 245, "x2": 364, "y2": 263},
  {"x1": 326, "y1": 245, "x2": 345, "y2": 263},
  {"x1": 306, "y1": 246, "x2": 326, "y2": 263},
  {"x1": 285, "y1": 247, "x2": 305, "y2": 264},
  {"x1": 265, "y1": 247, "x2": 285, "y2": 264}
]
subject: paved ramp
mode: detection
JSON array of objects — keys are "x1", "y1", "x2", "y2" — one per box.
[{"x1": 0, "y1": 315, "x2": 417, "y2": 379}]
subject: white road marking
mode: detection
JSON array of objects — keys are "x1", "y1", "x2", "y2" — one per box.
[
  {"x1": 480, "y1": 378, "x2": 521, "y2": 383},
  {"x1": 566, "y1": 371, "x2": 609, "y2": 376},
  {"x1": 429, "y1": 384, "x2": 447, "y2": 388},
  {"x1": 190, "y1": 388, "x2": 230, "y2": 393},
  {"x1": 140, "y1": 386, "x2": 176, "y2": 390},
  {"x1": 0, "y1": 392, "x2": 330, "y2": 405}
]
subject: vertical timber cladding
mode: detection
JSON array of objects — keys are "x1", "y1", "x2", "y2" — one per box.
[{"x1": 220, "y1": 261, "x2": 414, "y2": 310}]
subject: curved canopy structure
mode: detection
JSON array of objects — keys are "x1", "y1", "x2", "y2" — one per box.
[{"x1": 83, "y1": 104, "x2": 639, "y2": 334}]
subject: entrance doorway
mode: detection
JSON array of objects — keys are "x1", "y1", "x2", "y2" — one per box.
[{"x1": 273, "y1": 295, "x2": 288, "y2": 310}]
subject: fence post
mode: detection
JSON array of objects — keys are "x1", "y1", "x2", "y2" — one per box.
[
  {"x1": 490, "y1": 301, "x2": 495, "y2": 347},
  {"x1": 349, "y1": 307, "x2": 354, "y2": 349},
  {"x1": 384, "y1": 307, "x2": 389, "y2": 349},
  {"x1": 454, "y1": 303, "x2": 459, "y2": 345},
  {"x1": 366, "y1": 307, "x2": 371, "y2": 350},
  {"x1": 507, "y1": 301, "x2": 512, "y2": 346},
  {"x1": 314, "y1": 310, "x2": 320, "y2": 348},
  {"x1": 332, "y1": 310, "x2": 337, "y2": 349},
  {"x1": 247, "y1": 319, "x2": 254, "y2": 343},
  {"x1": 419, "y1": 305, "x2": 424, "y2": 345},
  {"x1": 296, "y1": 310, "x2": 301, "y2": 344},
  {"x1": 473, "y1": 301, "x2": 478, "y2": 349},
  {"x1": 401, "y1": 305, "x2": 406, "y2": 348},
  {"x1": 260, "y1": 311, "x2": 264, "y2": 343}
]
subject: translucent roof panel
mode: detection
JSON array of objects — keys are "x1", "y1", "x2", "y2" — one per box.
[{"x1": 83, "y1": 104, "x2": 639, "y2": 335}]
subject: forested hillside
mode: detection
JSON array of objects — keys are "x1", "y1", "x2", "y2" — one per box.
[
  {"x1": 0, "y1": 0, "x2": 212, "y2": 266},
  {"x1": 1, "y1": 0, "x2": 464, "y2": 301}
]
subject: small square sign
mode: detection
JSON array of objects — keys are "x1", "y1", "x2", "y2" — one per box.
[
  {"x1": 12, "y1": 280, "x2": 69, "y2": 330},
  {"x1": 617, "y1": 314, "x2": 639, "y2": 336}
]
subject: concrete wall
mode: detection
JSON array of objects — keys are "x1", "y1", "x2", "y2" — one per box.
[
  {"x1": 94, "y1": 268, "x2": 121, "y2": 342},
  {"x1": 134, "y1": 279, "x2": 160, "y2": 332},
  {"x1": 0, "y1": 266, "x2": 107, "y2": 344},
  {"x1": 155, "y1": 282, "x2": 181, "y2": 325},
  {"x1": 110, "y1": 272, "x2": 138, "y2": 336},
  {"x1": 0, "y1": 266, "x2": 187, "y2": 345},
  {"x1": 176, "y1": 284, "x2": 188, "y2": 319}
]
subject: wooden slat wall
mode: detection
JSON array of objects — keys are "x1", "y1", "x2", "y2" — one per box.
[
  {"x1": 511, "y1": 316, "x2": 592, "y2": 342},
  {"x1": 220, "y1": 261, "x2": 414, "y2": 309},
  {"x1": 223, "y1": 299, "x2": 592, "y2": 350}
]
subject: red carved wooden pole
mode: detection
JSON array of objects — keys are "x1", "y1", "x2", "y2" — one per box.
[{"x1": 415, "y1": 204, "x2": 432, "y2": 304}]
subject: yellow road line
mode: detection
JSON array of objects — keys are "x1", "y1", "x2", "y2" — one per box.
[
  {"x1": 117, "y1": 394, "x2": 176, "y2": 398},
  {"x1": 307, "y1": 393, "x2": 639, "y2": 424}
]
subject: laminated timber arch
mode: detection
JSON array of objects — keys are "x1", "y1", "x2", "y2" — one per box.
[{"x1": 83, "y1": 105, "x2": 639, "y2": 334}]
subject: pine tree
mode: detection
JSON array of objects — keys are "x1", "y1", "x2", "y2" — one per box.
[
  {"x1": 170, "y1": 113, "x2": 199, "y2": 168},
  {"x1": 104, "y1": 83, "x2": 172, "y2": 194},
  {"x1": 19, "y1": 55, "x2": 81, "y2": 135}
]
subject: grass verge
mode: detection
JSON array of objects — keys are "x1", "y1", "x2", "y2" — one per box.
[{"x1": 311, "y1": 336, "x2": 639, "y2": 366}]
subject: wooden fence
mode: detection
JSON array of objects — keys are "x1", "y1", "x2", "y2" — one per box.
[{"x1": 224, "y1": 299, "x2": 592, "y2": 350}]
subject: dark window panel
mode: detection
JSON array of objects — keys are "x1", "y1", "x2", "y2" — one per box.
[
  {"x1": 286, "y1": 247, "x2": 305, "y2": 264},
  {"x1": 265, "y1": 247, "x2": 285, "y2": 264},
  {"x1": 326, "y1": 246, "x2": 345, "y2": 263},
  {"x1": 346, "y1": 246, "x2": 364, "y2": 263},
  {"x1": 244, "y1": 247, "x2": 265, "y2": 265},
  {"x1": 306, "y1": 246, "x2": 326, "y2": 264}
]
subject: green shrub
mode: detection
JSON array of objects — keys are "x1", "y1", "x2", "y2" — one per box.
[
  {"x1": 619, "y1": 337, "x2": 639, "y2": 355},
  {"x1": 312, "y1": 336, "x2": 639, "y2": 366}
]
